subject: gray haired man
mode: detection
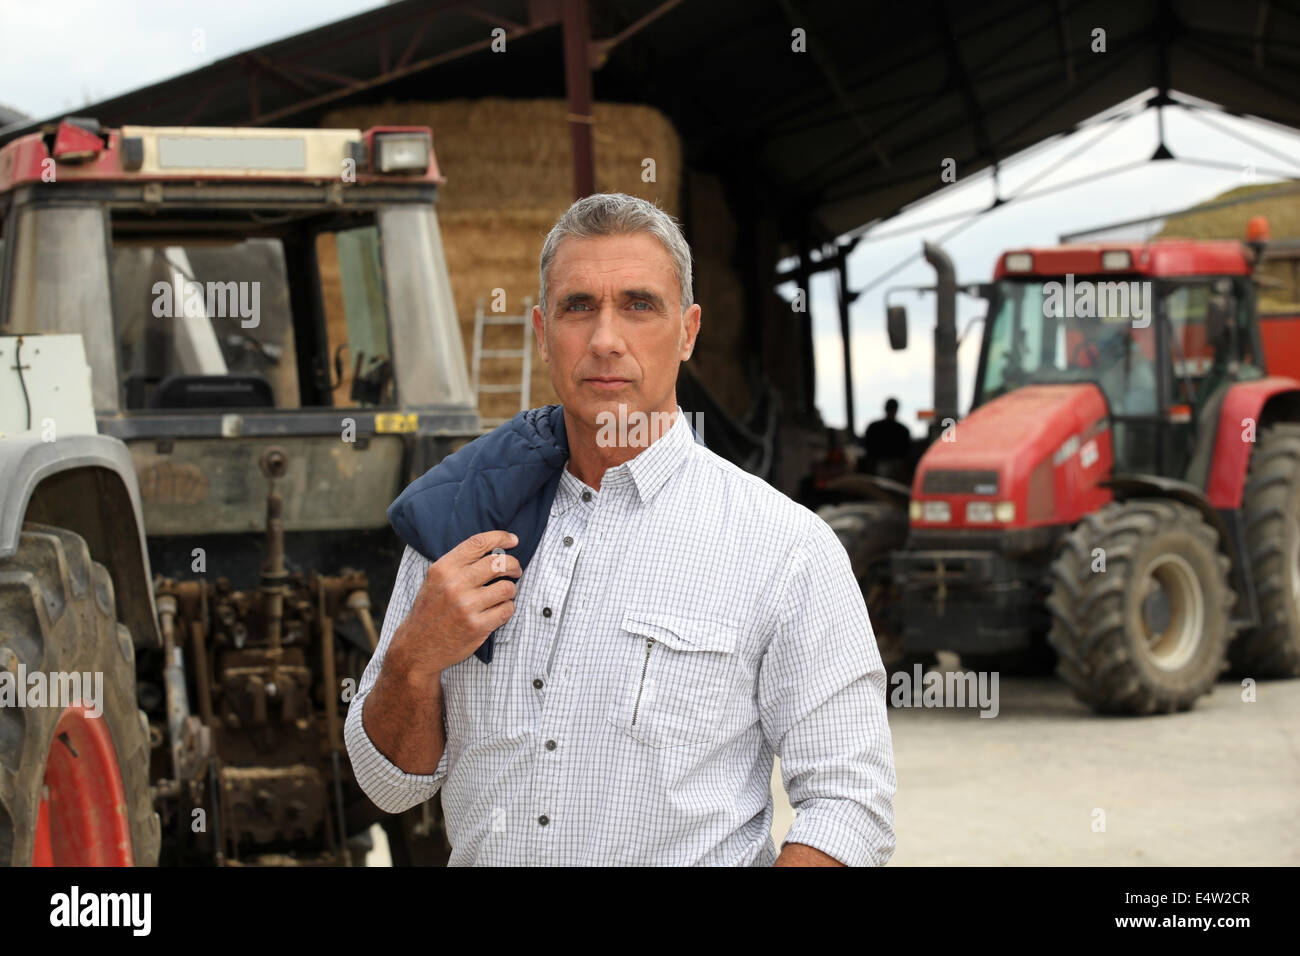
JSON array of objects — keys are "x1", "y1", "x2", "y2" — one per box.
[{"x1": 346, "y1": 192, "x2": 897, "y2": 866}]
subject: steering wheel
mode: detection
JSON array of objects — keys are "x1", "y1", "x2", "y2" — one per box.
[{"x1": 1070, "y1": 339, "x2": 1101, "y2": 368}]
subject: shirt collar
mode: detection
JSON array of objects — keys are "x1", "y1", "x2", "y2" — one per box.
[{"x1": 552, "y1": 405, "x2": 693, "y2": 516}]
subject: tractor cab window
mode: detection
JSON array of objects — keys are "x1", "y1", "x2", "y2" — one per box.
[
  {"x1": 978, "y1": 278, "x2": 1158, "y2": 416},
  {"x1": 316, "y1": 225, "x2": 394, "y2": 407},
  {"x1": 112, "y1": 238, "x2": 299, "y2": 409},
  {"x1": 110, "y1": 211, "x2": 396, "y2": 412},
  {"x1": 1160, "y1": 277, "x2": 1261, "y2": 413}
]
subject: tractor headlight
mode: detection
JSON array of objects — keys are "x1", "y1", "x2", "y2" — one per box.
[
  {"x1": 922, "y1": 501, "x2": 951, "y2": 523},
  {"x1": 965, "y1": 501, "x2": 995, "y2": 523},
  {"x1": 994, "y1": 501, "x2": 1016, "y2": 522},
  {"x1": 374, "y1": 131, "x2": 431, "y2": 173}
]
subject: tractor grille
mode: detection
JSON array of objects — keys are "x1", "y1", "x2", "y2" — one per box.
[{"x1": 921, "y1": 469, "x2": 999, "y2": 495}]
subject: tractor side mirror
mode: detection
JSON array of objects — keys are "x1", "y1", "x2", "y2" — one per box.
[
  {"x1": 886, "y1": 305, "x2": 908, "y2": 351},
  {"x1": 1206, "y1": 294, "x2": 1234, "y2": 347}
]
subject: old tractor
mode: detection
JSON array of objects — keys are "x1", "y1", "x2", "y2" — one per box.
[
  {"x1": 0, "y1": 119, "x2": 479, "y2": 864},
  {"x1": 825, "y1": 234, "x2": 1300, "y2": 714}
]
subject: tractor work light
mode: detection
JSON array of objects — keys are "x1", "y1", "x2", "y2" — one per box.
[
  {"x1": 372, "y1": 131, "x2": 431, "y2": 173},
  {"x1": 965, "y1": 501, "x2": 995, "y2": 524},
  {"x1": 922, "y1": 501, "x2": 952, "y2": 523},
  {"x1": 1004, "y1": 252, "x2": 1033, "y2": 272},
  {"x1": 1101, "y1": 250, "x2": 1132, "y2": 270},
  {"x1": 994, "y1": 501, "x2": 1016, "y2": 523}
]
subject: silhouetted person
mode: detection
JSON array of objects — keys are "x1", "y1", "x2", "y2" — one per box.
[{"x1": 861, "y1": 398, "x2": 912, "y2": 480}]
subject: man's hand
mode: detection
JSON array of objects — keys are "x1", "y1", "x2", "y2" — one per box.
[
  {"x1": 388, "y1": 530, "x2": 523, "y2": 681},
  {"x1": 774, "y1": 842, "x2": 847, "y2": 867}
]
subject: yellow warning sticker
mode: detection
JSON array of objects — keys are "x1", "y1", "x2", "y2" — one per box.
[{"x1": 375, "y1": 413, "x2": 418, "y2": 433}]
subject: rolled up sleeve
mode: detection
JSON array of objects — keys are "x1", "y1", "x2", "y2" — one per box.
[
  {"x1": 344, "y1": 545, "x2": 449, "y2": 814},
  {"x1": 758, "y1": 516, "x2": 897, "y2": 866}
]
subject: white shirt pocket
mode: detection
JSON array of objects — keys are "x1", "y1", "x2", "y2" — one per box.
[{"x1": 606, "y1": 610, "x2": 742, "y2": 749}]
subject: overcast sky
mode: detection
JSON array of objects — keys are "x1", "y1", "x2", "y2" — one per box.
[{"x1": 5, "y1": 3, "x2": 1300, "y2": 435}]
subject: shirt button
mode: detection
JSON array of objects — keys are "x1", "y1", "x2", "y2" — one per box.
[
  {"x1": 563, "y1": 536, "x2": 574, "y2": 547},
  {"x1": 533, "y1": 678, "x2": 544, "y2": 689},
  {"x1": 545, "y1": 739, "x2": 557, "y2": 751},
  {"x1": 581, "y1": 491, "x2": 592, "y2": 502},
  {"x1": 542, "y1": 606, "x2": 552, "y2": 617},
  {"x1": 538, "y1": 815, "x2": 550, "y2": 826}
]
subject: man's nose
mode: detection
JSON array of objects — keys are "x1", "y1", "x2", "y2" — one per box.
[{"x1": 588, "y1": 304, "x2": 625, "y2": 354}]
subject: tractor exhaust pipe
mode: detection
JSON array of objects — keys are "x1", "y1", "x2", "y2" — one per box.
[{"x1": 923, "y1": 241, "x2": 958, "y2": 432}]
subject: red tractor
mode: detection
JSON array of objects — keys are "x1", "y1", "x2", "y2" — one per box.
[{"x1": 825, "y1": 235, "x2": 1300, "y2": 714}]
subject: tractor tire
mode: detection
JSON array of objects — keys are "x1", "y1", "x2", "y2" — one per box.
[
  {"x1": 0, "y1": 523, "x2": 160, "y2": 865},
  {"x1": 1045, "y1": 500, "x2": 1235, "y2": 715},
  {"x1": 817, "y1": 502, "x2": 916, "y2": 671},
  {"x1": 1232, "y1": 423, "x2": 1300, "y2": 676}
]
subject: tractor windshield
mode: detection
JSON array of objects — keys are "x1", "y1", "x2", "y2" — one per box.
[
  {"x1": 976, "y1": 278, "x2": 1158, "y2": 415},
  {"x1": 4, "y1": 201, "x2": 473, "y2": 414}
]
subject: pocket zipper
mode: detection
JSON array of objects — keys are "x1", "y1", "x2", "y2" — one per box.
[{"x1": 631, "y1": 636, "x2": 656, "y2": 727}]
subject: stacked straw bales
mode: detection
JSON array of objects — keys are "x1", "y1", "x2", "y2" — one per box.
[{"x1": 321, "y1": 98, "x2": 760, "y2": 423}]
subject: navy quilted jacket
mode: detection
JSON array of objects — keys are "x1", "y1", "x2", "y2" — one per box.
[{"x1": 387, "y1": 403, "x2": 705, "y2": 663}]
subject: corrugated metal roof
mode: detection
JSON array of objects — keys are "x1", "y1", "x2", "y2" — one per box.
[{"x1": 5, "y1": 0, "x2": 1300, "y2": 244}]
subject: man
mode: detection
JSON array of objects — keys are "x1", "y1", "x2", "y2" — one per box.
[
  {"x1": 1070, "y1": 319, "x2": 1157, "y2": 416},
  {"x1": 345, "y1": 192, "x2": 896, "y2": 866},
  {"x1": 860, "y1": 397, "x2": 912, "y2": 479}
]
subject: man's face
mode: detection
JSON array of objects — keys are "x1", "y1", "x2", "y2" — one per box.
[{"x1": 533, "y1": 232, "x2": 700, "y2": 433}]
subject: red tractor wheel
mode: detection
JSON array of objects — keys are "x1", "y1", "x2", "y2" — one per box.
[
  {"x1": 0, "y1": 524, "x2": 159, "y2": 866},
  {"x1": 32, "y1": 705, "x2": 136, "y2": 865}
]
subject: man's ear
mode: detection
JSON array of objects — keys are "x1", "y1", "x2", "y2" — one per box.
[
  {"x1": 680, "y1": 303, "x2": 701, "y2": 361},
  {"x1": 532, "y1": 304, "x2": 548, "y2": 362}
]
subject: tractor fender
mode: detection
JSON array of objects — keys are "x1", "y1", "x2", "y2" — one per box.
[
  {"x1": 1206, "y1": 378, "x2": 1300, "y2": 508},
  {"x1": 1101, "y1": 475, "x2": 1232, "y2": 549},
  {"x1": 0, "y1": 433, "x2": 161, "y2": 649}
]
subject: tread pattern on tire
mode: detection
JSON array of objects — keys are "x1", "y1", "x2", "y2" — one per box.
[
  {"x1": 1045, "y1": 499, "x2": 1235, "y2": 715},
  {"x1": 0, "y1": 523, "x2": 160, "y2": 866},
  {"x1": 1232, "y1": 422, "x2": 1300, "y2": 677}
]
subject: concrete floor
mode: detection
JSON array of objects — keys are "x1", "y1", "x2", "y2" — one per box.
[
  {"x1": 369, "y1": 673, "x2": 1300, "y2": 865},
  {"x1": 875, "y1": 672, "x2": 1300, "y2": 866}
]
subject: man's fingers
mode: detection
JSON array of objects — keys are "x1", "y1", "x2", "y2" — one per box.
[
  {"x1": 469, "y1": 577, "x2": 518, "y2": 612},
  {"x1": 467, "y1": 551, "x2": 522, "y2": 586},
  {"x1": 448, "y1": 530, "x2": 519, "y2": 566},
  {"x1": 474, "y1": 598, "x2": 516, "y2": 634}
]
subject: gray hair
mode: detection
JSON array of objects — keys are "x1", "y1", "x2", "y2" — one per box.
[{"x1": 538, "y1": 192, "x2": 693, "y2": 315}]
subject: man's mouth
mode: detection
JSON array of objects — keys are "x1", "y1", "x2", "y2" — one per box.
[{"x1": 584, "y1": 376, "x2": 632, "y2": 390}]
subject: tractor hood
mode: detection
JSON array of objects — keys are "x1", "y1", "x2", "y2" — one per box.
[{"x1": 911, "y1": 384, "x2": 1113, "y2": 529}]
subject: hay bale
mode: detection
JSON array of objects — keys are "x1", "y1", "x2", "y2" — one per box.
[{"x1": 321, "y1": 98, "x2": 684, "y2": 416}]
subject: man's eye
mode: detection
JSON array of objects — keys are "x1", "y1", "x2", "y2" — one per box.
[
  {"x1": 629, "y1": 300, "x2": 650, "y2": 311},
  {"x1": 567, "y1": 302, "x2": 591, "y2": 311}
]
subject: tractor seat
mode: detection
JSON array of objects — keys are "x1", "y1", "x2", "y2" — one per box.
[{"x1": 147, "y1": 374, "x2": 274, "y2": 410}]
